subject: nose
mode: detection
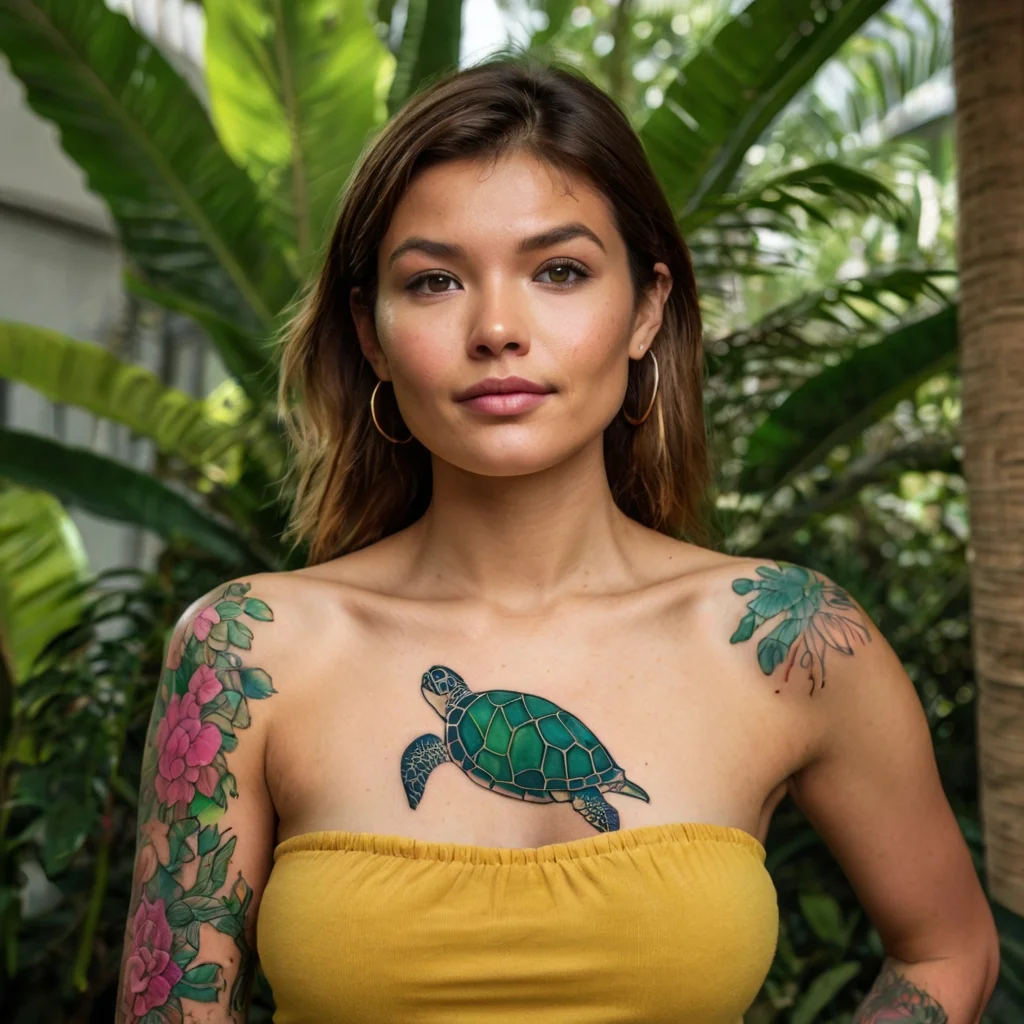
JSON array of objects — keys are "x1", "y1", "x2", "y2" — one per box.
[{"x1": 465, "y1": 278, "x2": 531, "y2": 359}]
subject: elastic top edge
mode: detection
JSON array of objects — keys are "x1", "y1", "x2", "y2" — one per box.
[{"x1": 273, "y1": 821, "x2": 766, "y2": 866}]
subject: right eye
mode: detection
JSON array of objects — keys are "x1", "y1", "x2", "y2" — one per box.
[{"x1": 406, "y1": 272, "x2": 459, "y2": 294}]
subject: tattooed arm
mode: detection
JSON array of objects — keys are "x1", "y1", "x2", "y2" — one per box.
[
  {"x1": 852, "y1": 956, "x2": 995, "y2": 1023},
  {"x1": 115, "y1": 578, "x2": 279, "y2": 1023},
  {"x1": 728, "y1": 560, "x2": 1000, "y2": 1022}
]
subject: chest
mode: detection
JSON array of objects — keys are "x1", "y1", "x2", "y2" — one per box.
[{"x1": 264, "y1": 594, "x2": 809, "y2": 848}]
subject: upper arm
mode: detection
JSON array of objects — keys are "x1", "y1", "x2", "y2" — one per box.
[
  {"x1": 116, "y1": 577, "x2": 281, "y2": 1023},
  {"x1": 734, "y1": 559, "x2": 999, "y2": 968}
]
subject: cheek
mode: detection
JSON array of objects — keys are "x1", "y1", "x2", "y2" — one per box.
[
  {"x1": 376, "y1": 304, "x2": 453, "y2": 391},
  {"x1": 394, "y1": 342, "x2": 454, "y2": 395},
  {"x1": 560, "y1": 305, "x2": 632, "y2": 398}
]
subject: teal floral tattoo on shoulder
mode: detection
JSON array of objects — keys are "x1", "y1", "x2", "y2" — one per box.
[
  {"x1": 119, "y1": 581, "x2": 275, "y2": 1023},
  {"x1": 729, "y1": 560, "x2": 871, "y2": 696}
]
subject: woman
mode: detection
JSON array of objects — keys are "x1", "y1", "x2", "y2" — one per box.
[{"x1": 116, "y1": 55, "x2": 998, "y2": 1024}]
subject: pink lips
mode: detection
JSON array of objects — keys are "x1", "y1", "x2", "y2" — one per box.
[
  {"x1": 455, "y1": 375, "x2": 554, "y2": 415},
  {"x1": 459, "y1": 392, "x2": 551, "y2": 414}
]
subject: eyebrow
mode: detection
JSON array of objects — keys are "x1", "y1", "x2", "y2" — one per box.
[{"x1": 386, "y1": 222, "x2": 606, "y2": 267}]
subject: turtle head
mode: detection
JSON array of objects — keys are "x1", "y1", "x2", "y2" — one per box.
[{"x1": 420, "y1": 665, "x2": 470, "y2": 717}]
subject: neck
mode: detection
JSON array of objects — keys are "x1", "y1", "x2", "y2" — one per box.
[{"x1": 401, "y1": 436, "x2": 648, "y2": 612}]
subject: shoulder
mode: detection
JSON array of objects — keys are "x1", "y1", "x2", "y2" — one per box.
[
  {"x1": 683, "y1": 554, "x2": 878, "y2": 689},
  {"x1": 166, "y1": 572, "x2": 293, "y2": 665},
  {"x1": 686, "y1": 556, "x2": 944, "y2": 827},
  {"x1": 681, "y1": 554, "x2": 889, "y2": 765},
  {"x1": 163, "y1": 569, "x2": 353, "y2": 696},
  {"x1": 701, "y1": 556, "x2": 934, "y2": 780}
]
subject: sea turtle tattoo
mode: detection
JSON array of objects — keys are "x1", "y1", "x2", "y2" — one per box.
[{"x1": 400, "y1": 665, "x2": 649, "y2": 833}]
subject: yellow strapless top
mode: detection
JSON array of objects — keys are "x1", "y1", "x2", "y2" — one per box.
[{"x1": 257, "y1": 822, "x2": 779, "y2": 1023}]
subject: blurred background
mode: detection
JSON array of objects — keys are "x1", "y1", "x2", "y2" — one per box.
[{"x1": 0, "y1": 0, "x2": 1020, "y2": 1020}]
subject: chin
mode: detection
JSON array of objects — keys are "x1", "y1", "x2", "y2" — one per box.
[{"x1": 448, "y1": 442, "x2": 572, "y2": 478}]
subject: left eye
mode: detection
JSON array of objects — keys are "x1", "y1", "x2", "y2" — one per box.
[{"x1": 537, "y1": 260, "x2": 590, "y2": 286}]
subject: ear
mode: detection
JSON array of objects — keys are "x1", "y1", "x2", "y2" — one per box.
[
  {"x1": 629, "y1": 262, "x2": 673, "y2": 361},
  {"x1": 350, "y1": 285, "x2": 391, "y2": 380}
]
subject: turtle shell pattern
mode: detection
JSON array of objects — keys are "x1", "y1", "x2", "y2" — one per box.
[{"x1": 446, "y1": 689, "x2": 621, "y2": 800}]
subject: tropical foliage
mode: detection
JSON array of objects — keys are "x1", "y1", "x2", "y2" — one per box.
[{"x1": 1, "y1": 0, "x2": 1018, "y2": 1020}]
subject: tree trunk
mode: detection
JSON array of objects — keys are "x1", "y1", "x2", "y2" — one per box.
[{"x1": 952, "y1": 0, "x2": 1024, "y2": 916}]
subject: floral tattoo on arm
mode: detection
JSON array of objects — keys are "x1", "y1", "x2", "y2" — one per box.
[
  {"x1": 118, "y1": 581, "x2": 275, "y2": 1023},
  {"x1": 729, "y1": 560, "x2": 871, "y2": 695},
  {"x1": 853, "y1": 960, "x2": 949, "y2": 1022}
]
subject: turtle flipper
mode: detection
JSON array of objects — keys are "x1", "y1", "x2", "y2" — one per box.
[
  {"x1": 613, "y1": 777, "x2": 650, "y2": 802},
  {"x1": 401, "y1": 733, "x2": 451, "y2": 809},
  {"x1": 572, "y1": 788, "x2": 620, "y2": 832}
]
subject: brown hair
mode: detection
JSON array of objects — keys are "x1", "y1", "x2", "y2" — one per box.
[{"x1": 277, "y1": 52, "x2": 713, "y2": 566}]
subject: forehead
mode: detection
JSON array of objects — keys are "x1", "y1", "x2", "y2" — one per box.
[{"x1": 382, "y1": 150, "x2": 619, "y2": 248}]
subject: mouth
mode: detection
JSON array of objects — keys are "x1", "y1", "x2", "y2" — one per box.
[
  {"x1": 458, "y1": 391, "x2": 553, "y2": 415},
  {"x1": 455, "y1": 376, "x2": 555, "y2": 415}
]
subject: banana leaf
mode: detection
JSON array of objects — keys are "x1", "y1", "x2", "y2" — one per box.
[
  {"x1": 121, "y1": 271, "x2": 280, "y2": 407},
  {"x1": 0, "y1": 485, "x2": 90, "y2": 686},
  {"x1": 739, "y1": 304, "x2": 958, "y2": 495},
  {"x1": 0, "y1": 0, "x2": 296, "y2": 343},
  {"x1": 706, "y1": 267, "x2": 957, "y2": 375},
  {"x1": 386, "y1": 0, "x2": 462, "y2": 117},
  {"x1": 640, "y1": 0, "x2": 889, "y2": 219},
  {"x1": 205, "y1": 0, "x2": 394, "y2": 270},
  {"x1": 683, "y1": 161, "x2": 909, "y2": 236},
  {"x1": 0, "y1": 321, "x2": 248, "y2": 470},
  {"x1": 0, "y1": 429, "x2": 264, "y2": 568}
]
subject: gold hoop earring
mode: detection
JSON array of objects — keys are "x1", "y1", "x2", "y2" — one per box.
[
  {"x1": 622, "y1": 348, "x2": 659, "y2": 425},
  {"x1": 370, "y1": 379, "x2": 414, "y2": 444}
]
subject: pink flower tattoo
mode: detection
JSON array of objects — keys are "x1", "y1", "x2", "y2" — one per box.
[
  {"x1": 125, "y1": 896, "x2": 182, "y2": 1016},
  {"x1": 154, "y1": 665, "x2": 224, "y2": 814},
  {"x1": 192, "y1": 603, "x2": 221, "y2": 642}
]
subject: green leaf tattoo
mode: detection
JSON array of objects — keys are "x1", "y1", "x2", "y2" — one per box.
[
  {"x1": 118, "y1": 581, "x2": 274, "y2": 1023},
  {"x1": 401, "y1": 665, "x2": 650, "y2": 833},
  {"x1": 729, "y1": 560, "x2": 870, "y2": 695},
  {"x1": 853, "y1": 960, "x2": 949, "y2": 1022}
]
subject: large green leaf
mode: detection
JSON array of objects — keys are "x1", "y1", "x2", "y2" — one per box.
[
  {"x1": 121, "y1": 271, "x2": 279, "y2": 407},
  {"x1": 683, "y1": 161, "x2": 909, "y2": 236},
  {"x1": 640, "y1": 0, "x2": 889, "y2": 219},
  {"x1": 790, "y1": 962, "x2": 862, "y2": 1024},
  {"x1": 746, "y1": 438, "x2": 960, "y2": 555},
  {"x1": 0, "y1": 429, "x2": 263, "y2": 568},
  {"x1": 706, "y1": 267, "x2": 957, "y2": 377},
  {"x1": 205, "y1": 0, "x2": 394, "y2": 269},
  {"x1": 739, "y1": 304, "x2": 958, "y2": 495},
  {"x1": 0, "y1": 0, "x2": 295, "y2": 333},
  {"x1": 0, "y1": 485, "x2": 90, "y2": 685},
  {"x1": 767, "y1": 0, "x2": 952, "y2": 157},
  {"x1": 386, "y1": 0, "x2": 462, "y2": 117},
  {"x1": 832, "y1": 1, "x2": 952, "y2": 141},
  {"x1": 0, "y1": 321, "x2": 247, "y2": 470}
]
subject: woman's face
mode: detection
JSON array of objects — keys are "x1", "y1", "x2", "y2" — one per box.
[{"x1": 351, "y1": 150, "x2": 672, "y2": 476}]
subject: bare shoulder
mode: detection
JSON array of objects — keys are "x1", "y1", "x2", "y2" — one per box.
[
  {"x1": 678, "y1": 553, "x2": 883, "y2": 777},
  {"x1": 164, "y1": 569, "x2": 356, "y2": 697},
  {"x1": 696, "y1": 554, "x2": 876, "y2": 696}
]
